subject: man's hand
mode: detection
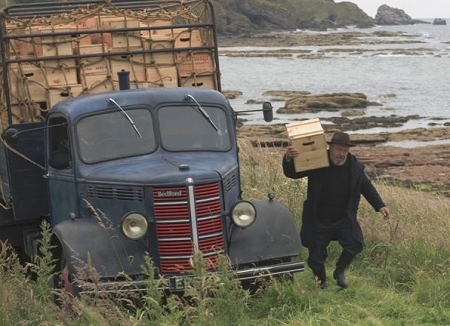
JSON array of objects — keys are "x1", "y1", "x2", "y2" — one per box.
[
  {"x1": 379, "y1": 207, "x2": 390, "y2": 220},
  {"x1": 285, "y1": 145, "x2": 299, "y2": 162}
]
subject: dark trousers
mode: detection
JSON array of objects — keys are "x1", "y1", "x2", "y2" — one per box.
[{"x1": 308, "y1": 217, "x2": 363, "y2": 282}]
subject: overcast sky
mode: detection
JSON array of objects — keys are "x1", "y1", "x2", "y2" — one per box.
[{"x1": 335, "y1": 1, "x2": 450, "y2": 19}]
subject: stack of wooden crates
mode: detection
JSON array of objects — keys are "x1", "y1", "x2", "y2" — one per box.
[
  {"x1": 286, "y1": 118, "x2": 329, "y2": 172},
  {"x1": 0, "y1": 2, "x2": 217, "y2": 129}
]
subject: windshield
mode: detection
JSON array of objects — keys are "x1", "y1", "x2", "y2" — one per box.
[
  {"x1": 77, "y1": 108, "x2": 156, "y2": 163},
  {"x1": 159, "y1": 105, "x2": 231, "y2": 151}
]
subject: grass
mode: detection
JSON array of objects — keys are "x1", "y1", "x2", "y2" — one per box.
[{"x1": 1, "y1": 140, "x2": 450, "y2": 325}]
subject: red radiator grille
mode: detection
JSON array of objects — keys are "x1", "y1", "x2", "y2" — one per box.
[
  {"x1": 158, "y1": 240, "x2": 193, "y2": 255},
  {"x1": 198, "y1": 218, "x2": 223, "y2": 234},
  {"x1": 196, "y1": 201, "x2": 221, "y2": 216},
  {"x1": 154, "y1": 205, "x2": 190, "y2": 219},
  {"x1": 195, "y1": 183, "x2": 220, "y2": 199},
  {"x1": 160, "y1": 259, "x2": 192, "y2": 273},
  {"x1": 199, "y1": 236, "x2": 224, "y2": 252},
  {"x1": 154, "y1": 182, "x2": 225, "y2": 274},
  {"x1": 156, "y1": 222, "x2": 191, "y2": 237}
]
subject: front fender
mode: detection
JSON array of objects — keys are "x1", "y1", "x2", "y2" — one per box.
[
  {"x1": 52, "y1": 218, "x2": 149, "y2": 279},
  {"x1": 228, "y1": 199, "x2": 302, "y2": 265}
]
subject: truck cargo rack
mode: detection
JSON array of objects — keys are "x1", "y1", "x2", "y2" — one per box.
[
  {"x1": 2, "y1": 0, "x2": 205, "y2": 18},
  {"x1": 0, "y1": 0, "x2": 221, "y2": 127}
]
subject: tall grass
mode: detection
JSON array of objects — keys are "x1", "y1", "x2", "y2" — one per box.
[{"x1": 1, "y1": 140, "x2": 450, "y2": 325}]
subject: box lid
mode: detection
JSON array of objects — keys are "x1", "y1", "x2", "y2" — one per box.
[{"x1": 286, "y1": 118, "x2": 324, "y2": 140}]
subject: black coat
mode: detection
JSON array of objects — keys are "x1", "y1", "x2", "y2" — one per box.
[{"x1": 282, "y1": 152, "x2": 386, "y2": 248}]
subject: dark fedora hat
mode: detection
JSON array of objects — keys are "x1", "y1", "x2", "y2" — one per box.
[{"x1": 327, "y1": 132, "x2": 356, "y2": 147}]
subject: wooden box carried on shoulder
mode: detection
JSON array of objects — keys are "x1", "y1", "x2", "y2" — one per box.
[{"x1": 286, "y1": 118, "x2": 329, "y2": 172}]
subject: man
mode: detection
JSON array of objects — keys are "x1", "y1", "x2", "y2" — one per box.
[{"x1": 282, "y1": 132, "x2": 390, "y2": 289}]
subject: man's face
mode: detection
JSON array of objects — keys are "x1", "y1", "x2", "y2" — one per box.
[{"x1": 329, "y1": 143, "x2": 349, "y2": 166}]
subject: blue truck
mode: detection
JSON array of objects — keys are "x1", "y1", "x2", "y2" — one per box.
[{"x1": 0, "y1": 0, "x2": 303, "y2": 295}]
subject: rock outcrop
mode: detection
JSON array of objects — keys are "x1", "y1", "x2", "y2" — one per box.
[
  {"x1": 277, "y1": 93, "x2": 378, "y2": 113},
  {"x1": 432, "y1": 18, "x2": 447, "y2": 25},
  {"x1": 375, "y1": 5, "x2": 413, "y2": 25}
]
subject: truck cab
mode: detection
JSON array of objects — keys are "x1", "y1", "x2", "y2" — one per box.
[{"x1": 43, "y1": 86, "x2": 303, "y2": 293}]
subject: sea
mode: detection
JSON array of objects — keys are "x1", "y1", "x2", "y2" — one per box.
[{"x1": 219, "y1": 19, "x2": 450, "y2": 147}]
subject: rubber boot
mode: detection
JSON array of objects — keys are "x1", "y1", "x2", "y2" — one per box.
[{"x1": 333, "y1": 250, "x2": 354, "y2": 288}]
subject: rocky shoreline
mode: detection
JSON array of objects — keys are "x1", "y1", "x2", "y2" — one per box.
[
  {"x1": 237, "y1": 124, "x2": 450, "y2": 196},
  {"x1": 221, "y1": 32, "x2": 450, "y2": 196}
]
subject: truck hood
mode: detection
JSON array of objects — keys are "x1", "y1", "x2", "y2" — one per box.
[{"x1": 80, "y1": 152, "x2": 237, "y2": 185}]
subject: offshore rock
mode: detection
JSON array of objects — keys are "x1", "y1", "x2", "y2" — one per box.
[
  {"x1": 432, "y1": 18, "x2": 447, "y2": 25},
  {"x1": 375, "y1": 5, "x2": 413, "y2": 25}
]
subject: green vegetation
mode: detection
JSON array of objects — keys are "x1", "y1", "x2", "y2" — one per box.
[{"x1": 1, "y1": 140, "x2": 450, "y2": 325}]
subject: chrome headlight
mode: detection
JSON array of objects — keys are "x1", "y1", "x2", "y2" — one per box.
[
  {"x1": 230, "y1": 201, "x2": 256, "y2": 228},
  {"x1": 121, "y1": 213, "x2": 148, "y2": 240}
]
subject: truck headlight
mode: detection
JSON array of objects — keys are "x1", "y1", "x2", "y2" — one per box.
[
  {"x1": 230, "y1": 201, "x2": 256, "y2": 228},
  {"x1": 121, "y1": 213, "x2": 148, "y2": 240}
]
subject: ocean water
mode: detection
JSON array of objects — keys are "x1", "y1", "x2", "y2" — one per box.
[{"x1": 219, "y1": 20, "x2": 450, "y2": 143}]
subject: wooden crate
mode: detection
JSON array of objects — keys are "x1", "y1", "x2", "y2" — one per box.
[
  {"x1": 145, "y1": 41, "x2": 175, "y2": 65},
  {"x1": 7, "y1": 64, "x2": 47, "y2": 103},
  {"x1": 174, "y1": 29, "x2": 203, "y2": 48},
  {"x1": 106, "y1": 18, "x2": 142, "y2": 48},
  {"x1": 109, "y1": 49, "x2": 148, "y2": 81},
  {"x1": 44, "y1": 59, "x2": 78, "y2": 86},
  {"x1": 146, "y1": 66, "x2": 178, "y2": 87},
  {"x1": 48, "y1": 84, "x2": 83, "y2": 108},
  {"x1": 180, "y1": 74, "x2": 216, "y2": 89},
  {"x1": 176, "y1": 51, "x2": 214, "y2": 77},
  {"x1": 1, "y1": 104, "x2": 28, "y2": 128},
  {"x1": 82, "y1": 75, "x2": 115, "y2": 94},
  {"x1": 40, "y1": 27, "x2": 74, "y2": 56},
  {"x1": 142, "y1": 20, "x2": 174, "y2": 41},
  {"x1": 79, "y1": 44, "x2": 109, "y2": 75},
  {"x1": 286, "y1": 118, "x2": 329, "y2": 172},
  {"x1": 78, "y1": 17, "x2": 101, "y2": 44},
  {"x1": 10, "y1": 27, "x2": 43, "y2": 57}
]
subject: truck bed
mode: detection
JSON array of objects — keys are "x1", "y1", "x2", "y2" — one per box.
[{"x1": 0, "y1": 0, "x2": 220, "y2": 128}]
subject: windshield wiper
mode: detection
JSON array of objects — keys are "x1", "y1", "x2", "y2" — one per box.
[
  {"x1": 185, "y1": 94, "x2": 219, "y2": 132},
  {"x1": 108, "y1": 98, "x2": 142, "y2": 138}
]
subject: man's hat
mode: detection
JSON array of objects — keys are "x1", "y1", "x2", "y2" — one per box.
[{"x1": 327, "y1": 132, "x2": 355, "y2": 147}]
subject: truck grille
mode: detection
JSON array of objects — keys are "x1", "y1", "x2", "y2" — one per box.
[{"x1": 153, "y1": 182, "x2": 224, "y2": 274}]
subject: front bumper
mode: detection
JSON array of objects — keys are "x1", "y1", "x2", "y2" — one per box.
[{"x1": 74, "y1": 260, "x2": 305, "y2": 295}]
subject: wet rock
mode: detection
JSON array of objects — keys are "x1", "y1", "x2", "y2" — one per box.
[
  {"x1": 246, "y1": 99, "x2": 265, "y2": 104},
  {"x1": 297, "y1": 53, "x2": 327, "y2": 59},
  {"x1": 277, "y1": 92, "x2": 373, "y2": 113},
  {"x1": 262, "y1": 90, "x2": 311, "y2": 98},
  {"x1": 341, "y1": 109, "x2": 366, "y2": 117},
  {"x1": 223, "y1": 90, "x2": 243, "y2": 99},
  {"x1": 323, "y1": 115, "x2": 421, "y2": 130},
  {"x1": 379, "y1": 93, "x2": 396, "y2": 98}
]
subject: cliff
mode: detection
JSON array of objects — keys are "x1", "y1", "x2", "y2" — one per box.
[{"x1": 211, "y1": 0, "x2": 375, "y2": 34}]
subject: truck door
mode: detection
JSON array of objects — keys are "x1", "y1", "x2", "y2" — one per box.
[{"x1": 46, "y1": 116, "x2": 78, "y2": 226}]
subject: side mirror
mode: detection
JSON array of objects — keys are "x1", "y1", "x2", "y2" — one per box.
[
  {"x1": 2, "y1": 128, "x2": 19, "y2": 142},
  {"x1": 262, "y1": 102, "x2": 273, "y2": 122}
]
